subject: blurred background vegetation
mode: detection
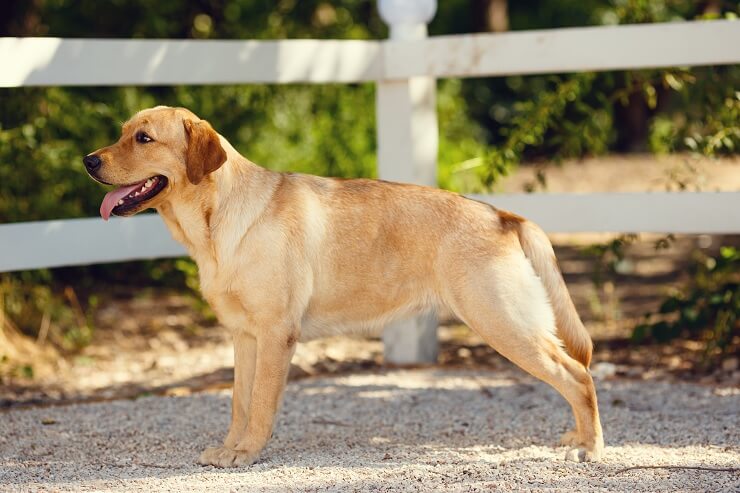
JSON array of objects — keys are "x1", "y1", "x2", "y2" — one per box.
[{"x1": 1, "y1": 0, "x2": 738, "y2": 378}]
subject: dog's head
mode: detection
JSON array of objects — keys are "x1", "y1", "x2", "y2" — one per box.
[{"x1": 83, "y1": 106, "x2": 227, "y2": 220}]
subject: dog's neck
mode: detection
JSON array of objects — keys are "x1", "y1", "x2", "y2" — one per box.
[{"x1": 156, "y1": 137, "x2": 281, "y2": 280}]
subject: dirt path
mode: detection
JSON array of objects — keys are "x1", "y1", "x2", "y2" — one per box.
[{"x1": 1, "y1": 368, "x2": 738, "y2": 492}]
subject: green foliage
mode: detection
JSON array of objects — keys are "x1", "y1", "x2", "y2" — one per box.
[
  {"x1": 235, "y1": 84, "x2": 378, "y2": 178},
  {"x1": 449, "y1": 0, "x2": 740, "y2": 187},
  {"x1": 633, "y1": 247, "x2": 739, "y2": 363},
  {"x1": 650, "y1": 76, "x2": 740, "y2": 156},
  {"x1": 479, "y1": 73, "x2": 605, "y2": 188},
  {"x1": 437, "y1": 80, "x2": 492, "y2": 192},
  {"x1": 0, "y1": 274, "x2": 96, "y2": 352}
]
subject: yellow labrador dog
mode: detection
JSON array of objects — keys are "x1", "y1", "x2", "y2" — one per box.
[{"x1": 84, "y1": 106, "x2": 604, "y2": 467}]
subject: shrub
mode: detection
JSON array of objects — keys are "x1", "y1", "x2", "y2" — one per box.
[{"x1": 633, "y1": 246, "x2": 739, "y2": 365}]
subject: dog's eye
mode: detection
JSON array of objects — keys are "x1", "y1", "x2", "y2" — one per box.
[{"x1": 135, "y1": 131, "x2": 153, "y2": 144}]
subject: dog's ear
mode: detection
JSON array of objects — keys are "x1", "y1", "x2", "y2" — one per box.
[{"x1": 183, "y1": 119, "x2": 227, "y2": 185}]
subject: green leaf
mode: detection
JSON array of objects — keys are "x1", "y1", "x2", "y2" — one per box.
[
  {"x1": 659, "y1": 297, "x2": 681, "y2": 314},
  {"x1": 631, "y1": 324, "x2": 650, "y2": 342}
]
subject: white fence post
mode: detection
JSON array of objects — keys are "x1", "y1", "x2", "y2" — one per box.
[{"x1": 377, "y1": 0, "x2": 439, "y2": 364}]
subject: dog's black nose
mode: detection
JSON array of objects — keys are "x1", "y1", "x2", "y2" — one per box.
[{"x1": 83, "y1": 154, "x2": 102, "y2": 172}]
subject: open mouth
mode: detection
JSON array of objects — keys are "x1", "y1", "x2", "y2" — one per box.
[{"x1": 100, "y1": 175, "x2": 168, "y2": 220}]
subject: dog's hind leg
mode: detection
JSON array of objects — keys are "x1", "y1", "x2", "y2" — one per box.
[{"x1": 443, "y1": 252, "x2": 604, "y2": 461}]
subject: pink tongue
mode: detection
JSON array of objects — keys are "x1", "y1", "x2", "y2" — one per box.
[{"x1": 100, "y1": 181, "x2": 145, "y2": 221}]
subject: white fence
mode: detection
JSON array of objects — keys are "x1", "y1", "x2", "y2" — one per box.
[
  {"x1": 4, "y1": 21, "x2": 739, "y2": 87},
  {"x1": 1, "y1": 15, "x2": 739, "y2": 362}
]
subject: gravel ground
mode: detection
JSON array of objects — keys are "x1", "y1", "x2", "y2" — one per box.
[{"x1": 1, "y1": 369, "x2": 738, "y2": 492}]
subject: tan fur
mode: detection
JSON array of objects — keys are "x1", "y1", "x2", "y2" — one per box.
[
  {"x1": 508, "y1": 217, "x2": 594, "y2": 367},
  {"x1": 183, "y1": 120, "x2": 227, "y2": 185},
  {"x1": 84, "y1": 106, "x2": 604, "y2": 467}
]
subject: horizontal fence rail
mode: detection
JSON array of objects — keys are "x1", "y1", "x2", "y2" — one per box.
[
  {"x1": 0, "y1": 38, "x2": 383, "y2": 87},
  {"x1": 1, "y1": 20, "x2": 738, "y2": 87},
  {"x1": 0, "y1": 216, "x2": 185, "y2": 272},
  {"x1": 384, "y1": 20, "x2": 740, "y2": 79},
  {"x1": 1, "y1": 192, "x2": 738, "y2": 273},
  {"x1": 474, "y1": 192, "x2": 740, "y2": 235}
]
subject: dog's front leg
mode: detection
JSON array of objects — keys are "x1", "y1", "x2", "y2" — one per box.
[
  {"x1": 199, "y1": 326, "x2": 296, "y2": 468},
  {"x1": 223, "y1": 331, "x2": 257, "y2": 449}
]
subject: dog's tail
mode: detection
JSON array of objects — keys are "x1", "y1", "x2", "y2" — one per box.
[{"x1": 504, "y1": 212, "x2": 593, "y2": 367}]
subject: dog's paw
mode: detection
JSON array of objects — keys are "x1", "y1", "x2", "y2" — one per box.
[
  {"x1": 559, "y1": 429, "x2": 580, "y2": 446},
  {"x1": 564, "y1": 445, "x2": 603, "y2": 463},
  {"x1": 198, "y1": 446, "x2": 259, "y2": 468}
]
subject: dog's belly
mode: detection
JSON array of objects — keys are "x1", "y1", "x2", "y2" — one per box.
[
  {"x1": 300, "y1": 296, "x2": 434, "y2": 342},
  {"x1": 299, "y1": 316, "x2": 386, "y2": 341}
]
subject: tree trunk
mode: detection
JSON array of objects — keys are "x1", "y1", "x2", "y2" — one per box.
[{"x1": 473, "y1": 0, "x2": 509, "y2": 33}]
